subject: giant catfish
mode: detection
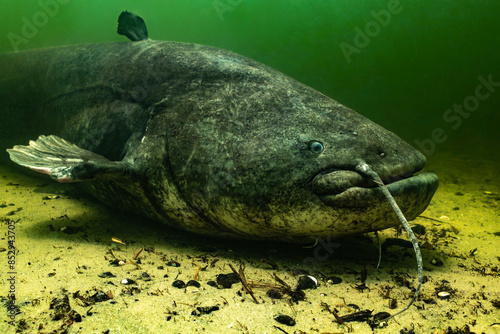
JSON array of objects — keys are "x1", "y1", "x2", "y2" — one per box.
[{"x1": 1, "y1": 11, "x2": 438, "y2": 243}]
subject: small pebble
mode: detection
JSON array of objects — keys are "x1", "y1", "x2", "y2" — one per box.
[
  {"x1": 372, "y1": 312, "x2": 391, "y2": 327},
  {"x1": 297, "y1": 275, "x2": 318, "y2": 290},
  {"x1": 216, "y1": 273, "x2": 240, "y2": 289},
  {"x1": 172, "y1": 280, "x2": 186, "y2": 288},
  {"x1": 166, "y1": 260, "x2": 181, "y2": 267},
  {"x1": 347, "y1": 303, "x2": 360, "y2": 311},
  {"x1": 266, "y1": 289, "x2": 282, "y2": 299},
  {"x1": 186, "y1": 280, "x2": 201, "y2": 288},
  {"x1": 274, "y1": 314, "x2": 296, "y2": 326},
  {"x1": 411, "y1": 224, "x2": 426, "y2": 235}
]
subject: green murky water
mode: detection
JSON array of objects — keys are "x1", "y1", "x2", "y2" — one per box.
[{"x1": 1, "y1": 0, "x2": 499, "y2": 162}]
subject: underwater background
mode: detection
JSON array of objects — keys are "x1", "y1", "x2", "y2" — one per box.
[
  {"x1": 1, "y1": 0, "x2": 499, "y2": 166},
  {"x1": 1, "y1": 2, "x2": 499, "y2": 333}
]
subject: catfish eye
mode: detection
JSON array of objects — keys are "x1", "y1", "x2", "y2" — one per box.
[{"x1": 308, "y1": 141, "x2": 324, "y2": 154}]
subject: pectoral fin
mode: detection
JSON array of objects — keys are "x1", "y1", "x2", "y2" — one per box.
[{"x1": 7, "y1": 135, "x2": 129, "y2": 183}]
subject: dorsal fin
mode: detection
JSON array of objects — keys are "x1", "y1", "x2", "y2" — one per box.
[{"x1": 117, "y1": 11, "x2": 149, "y2": 41}]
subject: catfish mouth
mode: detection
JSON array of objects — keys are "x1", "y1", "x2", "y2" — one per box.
[{"x1": 312, "y1": 167, "x2": 439, "y2": 209}]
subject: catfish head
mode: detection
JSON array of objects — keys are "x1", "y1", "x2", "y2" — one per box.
[{"x1": 156, "y1": 51, "x2": 439, "y2": 242}]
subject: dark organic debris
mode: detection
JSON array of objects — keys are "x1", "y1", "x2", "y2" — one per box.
[
  {"x1": 399, "y1": 327, "x2": 416, "y2": 334},
  {"x1": 166, "y1": 260, "x2": 181, "y2": 267},
  {"x1": 411, "y1": 224, "x2": 426, "y2": 235},
  {"x1": 274, "y1": 314, "x2": 296, "y2": 326},
  {"x1": 73, "y1": 290, "x2": 112, "y2": 306},
  {"x1": 140, "y1": 272, "x2": 151, "y2": 281},
  {"x1": 192, "y1": 305, "x2": 219, "y2": 316},
  {"x1": 216, "y1": 273, "x2": 240, "y2": 289},
  {"x1": 382, "y1": 238, "x2": 413, "y2": 251},
  {"x1": 89, "y1": 291, "x2": 112, "y2": 303},
  {"x1": 260, "y1": 258, "x2": 279, "y2": 270},
  {"x1": 266, "y1": 289, "x2": 283, "y2": 299},
  {"x1": 121, "y1": 278, "x2": 136, "y2": 285},
  {"x1": 423, "y1": 297, "x2": 437, "y2": 305},
  {"x1": 444, "y1": 324, "x2": 475, "y2": 334},
  {"x1": 98, "y1": 271, "x2": 116, "y2": 278},
  {"x1": 109, "y1": 259, "x2": 121, "y2": 266},
  {"x1": 369, "y1": 312, "x2": 391, "y2": 328},
  {"x1": 50, "y1": 295, "x2": 71, "y2": 320},
  {"x1": 326, "y1": 276, "x2": 342, "y2": 284},
  {"x1": 60, "y1": 226, "x2": 81, "y2": 234},
  {"x1": 321, "y1": 302, "x2": 380, "y2": 326},
  {"x1": 2, "y1": 296, "x2": 21, "y2": 317},
  {"x1": 431, "y1": 258, "x2": 444, "y2": 266},
  {"x1": 491, "y1": 299, "x2": 500, "y2": 308},
  {"x1": 272, "y1": 273, "x2": 305, "y2": 303},
  {"x1": 49, "y1": 294, "x2": 82, "y2": 324},
  {"x1": 121, "y1": 286, "x2": 141, "y2": 296},
  {"x1": 360, "y1": 267, "x2": 368, "y2": 283},
  {"x1": 339, "y1": 309, "x2": 373, "y2": 323},
  {"x1": 229, "y1": 263, "x2": 259, "y2": 304}
]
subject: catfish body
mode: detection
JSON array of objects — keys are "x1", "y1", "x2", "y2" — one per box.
[{"x1": 1, "y1": 26, "x2": 438, "y2": 242}]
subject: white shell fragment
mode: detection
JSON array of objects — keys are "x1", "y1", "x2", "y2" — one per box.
[{"x1": 437, "y1": 291, "x2": 451, "y2": 299}]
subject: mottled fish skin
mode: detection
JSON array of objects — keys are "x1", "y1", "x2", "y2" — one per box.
[{"x1": 0, "y1": 39, "x2": 438, "y2": 242}]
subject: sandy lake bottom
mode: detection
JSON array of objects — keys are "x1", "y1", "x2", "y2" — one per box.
[{"x1": 1, "y1": 151, "x2": 499, "y2": 334}]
